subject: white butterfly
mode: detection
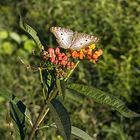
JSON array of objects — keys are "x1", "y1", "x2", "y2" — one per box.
[{"x1": 50, "y1": 27, "x2": 98, "y2": 51}]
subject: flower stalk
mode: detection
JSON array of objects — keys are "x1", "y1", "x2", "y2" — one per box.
[
  {"x1": 28, "y1": 43, "x2": 102, "y2": 140},
  {"x1": 28, "y1": 103, "x2": 49, "y2": 140}
]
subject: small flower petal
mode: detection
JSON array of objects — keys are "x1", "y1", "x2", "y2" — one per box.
[
  {"x1": 55, "y1": 47, "x2": 60, "y2": 54},
  {"x1": 48, "y1": 48, "x2": 54, "y2": 54},
  {"x1": 71, "y1": 51, "x2": 79, "y2": 58}
]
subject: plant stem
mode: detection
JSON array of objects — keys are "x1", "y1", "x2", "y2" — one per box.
[
  {"x1": 28, "y1": 60, "x2": 79, "y2": 140},
  {"x1": 28, "y1": 88, "x2": 58, "y2": 140},
  {"x1": 39, "y1": 67, "x2": 46, "y2": 99},
  {"x1": 64, "y1": 60, "x2": 80, "y2": 81},
  {"x1": 28, "y1": 67, "x2": 50, "y2": 140},
  {"x1": 38, "y1": 108, "x2": 50, "y2": 125},
  {"x1": 28, "y1": 103, "x2": 49, "y2": 140}
]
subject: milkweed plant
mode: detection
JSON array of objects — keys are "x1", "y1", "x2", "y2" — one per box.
[{"x1": 0, "y1": 17, "x2": 140, "y2": 140}]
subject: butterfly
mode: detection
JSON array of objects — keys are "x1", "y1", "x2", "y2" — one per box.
[{"x1": 50, "y1": 27, "x2": 99, "y2": 51}]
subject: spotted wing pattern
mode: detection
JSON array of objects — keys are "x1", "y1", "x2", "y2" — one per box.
[
  {"x1": 50, "y1": 27, "x2": 74, "y2": 49},
  {"x1": 70, "y1": 33, "x2": 98, "y2": 50},
  {"x1": 50, "y1": 27, "x2": 99, "y2": 51}
]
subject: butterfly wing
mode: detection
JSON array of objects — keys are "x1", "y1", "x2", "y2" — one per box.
[
  {"x1": 50, "y1": 27, "x2": 74, "y2": 49},
  {"x1": 70, "y1": 33, "x2": 98, "y2": 50}
]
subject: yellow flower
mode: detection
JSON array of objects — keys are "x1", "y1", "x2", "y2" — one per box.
[{"x1": 89, "y1": 44, "x2": 96, "y2": 50}]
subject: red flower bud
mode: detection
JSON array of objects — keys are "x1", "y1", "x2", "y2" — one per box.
[
  {"x1": 58, "y1": 53, "x2": 63, "y2": 60},
  {"x1": 50, "y1": 55, "x2": 55, "y2": 63},
  {"x1": 54, "y1": 60, "x2": 59, "y2": 64},
  {"x1": 62, "y1": 55, "x2": 68, "y2": 61},
  {"x1": 48, "y1": 48, "x2": 54, "y2": 54},
  {"x1": 66, "y1": 62, "x2": 75, "y2": 69},
  {"x1": 55, "y1": 47, "x2": 60, "y2": 54},
  {"x1": 60, "y1": 60, "x2": 67, "y2": 66},
  {"x1": 61, "y1": 53, "x2": 65, "y2": 56},
  {"x1": 51, "y1": 53, "x2": 56, "y2": 58}
]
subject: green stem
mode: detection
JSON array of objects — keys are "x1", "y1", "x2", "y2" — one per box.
[
  {"x1": 38, "y1": 108, "x2": 50, "y2": 125},
  {"x1": 64, "y1": 60, "x2": 80, "y2": 82},
  {"x1": 28, "y1": 103, "x2": 48, "y2": 140},
  {"x1": 38, "y1": 123, "x2": 55, "y2": 130},
  {"x1": 28, "y1": 68, "x2": 50, "y2": 140},
  {"x1": 39, "y1": 67, "x2": 46, "y2": 99},
  {"x1": 28, "y1": 60, "x2": 79, "y2": 140}
]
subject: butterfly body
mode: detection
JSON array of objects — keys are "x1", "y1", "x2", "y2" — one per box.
[{"x1": 50, "y1": 27, "x2": 98, "y2": 51}]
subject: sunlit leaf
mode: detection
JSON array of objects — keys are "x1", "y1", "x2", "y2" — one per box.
[
  {"x1": 0, "y1": 30, "x2": 8, "y2": 39},
  {"x1": 72, "y1": 126, "x2": 94, "y2": 140},
  {"x1": 19, "y1": 16, "x2": 44, "y2": 51},
  {"x1": 1, "y1": 42, "x2": 14, "y2": 55},
  {"x1": 9, "y1": 32, "x2": 21, "y2": 43},
  {"x1": 39, "y1": 124, "x2": 93, "y2": 140},
  {"x1": 24, "y1": 39, "x2": 36, "y2": 53},
  {"x1": 67, "y1": 84, "x2": 140, "y2": 118},
  {"x1": 47, "y1": 99, "x2": 71, "y2": 140}
]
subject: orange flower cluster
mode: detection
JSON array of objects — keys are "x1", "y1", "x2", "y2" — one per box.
[
  {"x1": 68, "y1": 44, "x2": 103, "y2": 63},
  {"x1": 41, "y1": 47, "x2": 75, "y2": 69},
  {"x1": 41, "y1": 44, "x2": 102, "y2": 78}
]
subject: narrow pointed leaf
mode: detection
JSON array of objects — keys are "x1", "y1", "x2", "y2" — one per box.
[
  {"x1": 56, "y1": 79, "x2": 66, "y2": 99},
  {"x1": 40, "y1": 124, "x2": 94, "y2": 140},
  {"x1": 10, "y1": 99, "x2": 26, "y2": 140},
  {"x1": 11, "y1": 95, "x2": 33, "y2": 126},
  {"x1": 67, "y1": 84, "x2": 140, "y2": 118},
  {"x1": 72, "y1": 126, "x2": 94, "y2": 140},
  {"x1": 47, "y1": 99, "x2": 71, "y2": 140},
  {"x1": 60, "y1": 80, "x2": 66, "y2": 99},
  {"x1": 19, "y1": 16, "x2": 44, "y2": 51},
  {"x1": 0, "y1": 89, "x2": 32, "y2": 126}
]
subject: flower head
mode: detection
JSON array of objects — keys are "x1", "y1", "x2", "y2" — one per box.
[
  {"x1": 41, "y1": 44, "x2": 102, "y2": 78},
  {"x1": 69, "y1": 43, "x2": 102, "y2": 63}
]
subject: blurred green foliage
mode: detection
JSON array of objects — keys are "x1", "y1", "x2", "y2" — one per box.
[{"x1": 0, "y1": 0, "x2": 140, "y2": 139}]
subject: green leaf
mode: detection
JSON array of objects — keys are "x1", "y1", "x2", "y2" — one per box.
[
  {"x1": 10, "y1": 97, "x2": 26, "y2": 140},
  {"x1": 39, "y1": 124, "x2": 93, "y2": 140},
  {"x1": 9, "y1": 32, "x2": 21, "y2": 43},
  {"x1": 47, "y1": 99, "x2": 71, "y2": 140},
  {"x1": 67, "y1": 84, "x2": 140, "y2": 118},
  {"x1": 56, "y1": 79, "x2": 66, "y2": 99},
  {"x1": 11, "y1": 95, "x2": 33, "y2": 126},
  {"x1": 16, "y1": 49, "x2": 28, "y2": 59},
  {"x1": 0, "y1": 89, "x2": 32, "y2": 126},
  {"x1": 0, "y1": 30, "x2": 8, "y2": 39},
  {"x1": 24, "y1": 39, "x2": 36, "y2": 53},
  {"x1": 65, "y1": 89, "x2": 83, "y2": 105},
  {"x1": 19, "y1": 16, "x2": 44, "y2": 51},
  {"x1": 1, "y1": 42, "x2": 14, "y2": 55},
  {"x1": 71, "y1": 126, "x2": 94, "y2": 140}
]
